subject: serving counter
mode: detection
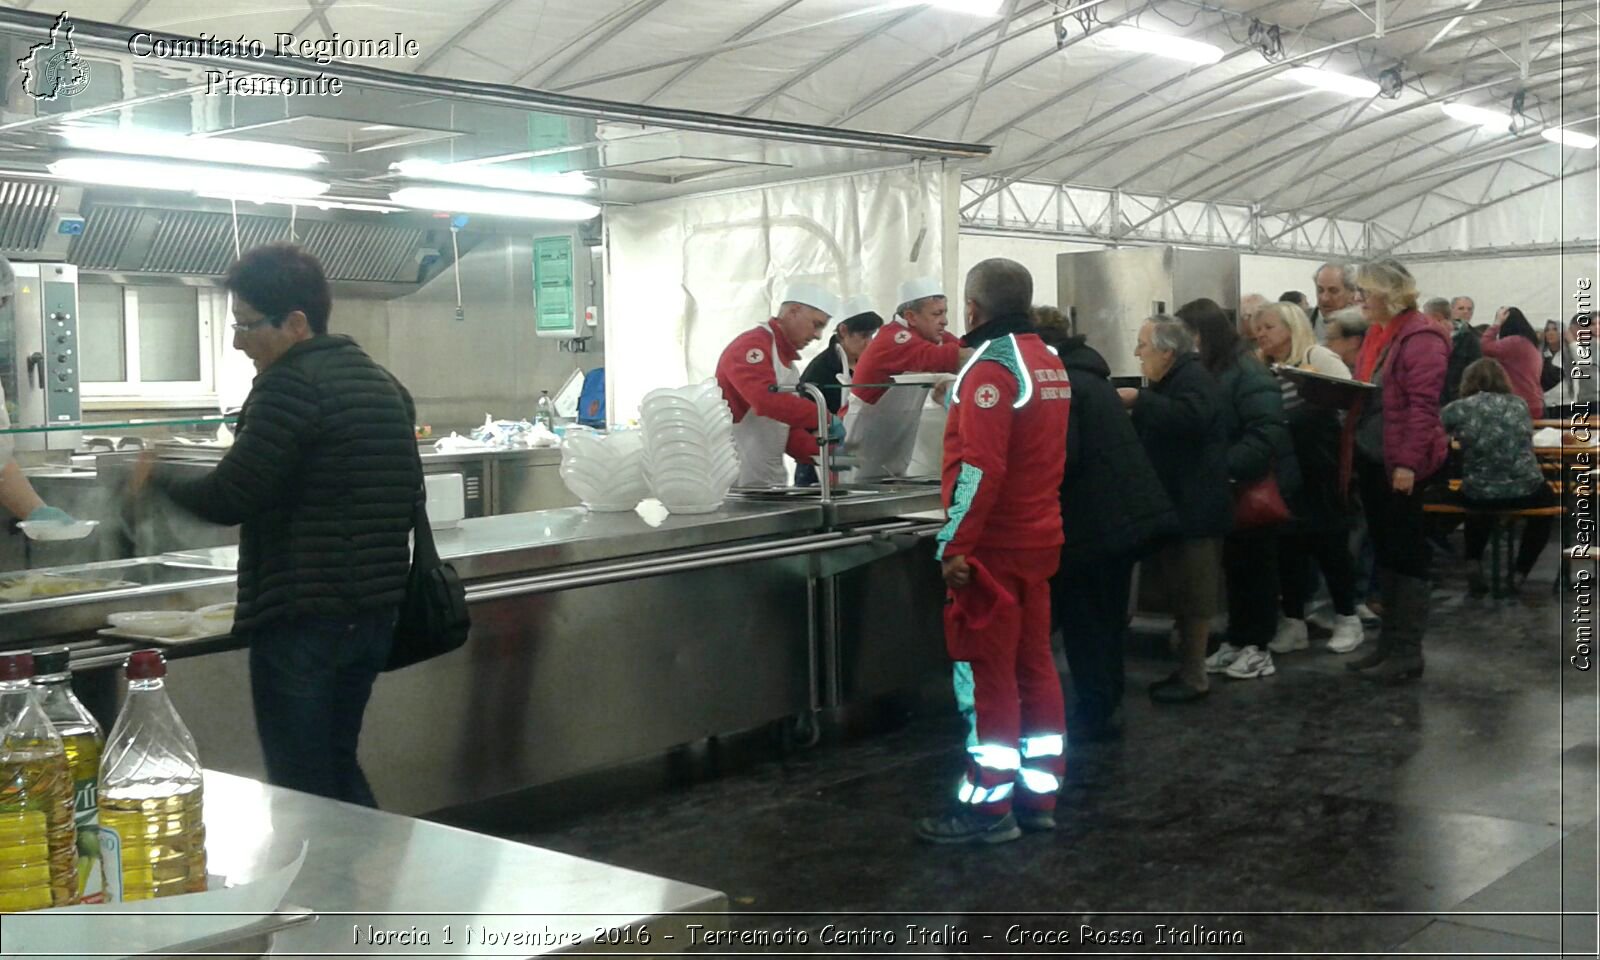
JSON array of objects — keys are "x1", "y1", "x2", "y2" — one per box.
[
  {"x1": 3, "y1": 770, "x2": 725, "y2": 958},
  {"x1": 0, "y1": 486, "x2": 949, "y2": 816}
]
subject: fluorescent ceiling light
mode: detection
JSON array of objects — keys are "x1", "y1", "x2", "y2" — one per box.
[
  {"x1": 1286, "y1": 66, "x2": 1380, "y2": 98},
  {"x1": 1441, "y1": 102, "x2": 1513, "y2": 130},
  {"x1": 206, "y1": 194, "x2": 402, "y2": 213},
  {"x1": 49, "y1": 157, "x2": 329, "y2": 198},
  {"x1": 389, "y1": 186, "x2": 600, "y2": 221},
  {"x1": 1103, "y1": 26, "x2": 1224, "y2": 65},
  {"x1": 58, "y1": 127, "x2": 325, "y2": 169},
  {"x1": 1542, "y1": 127, "x2": 1598, "y2": 149},
  {"x1": 391, "y1": 159, "x2": 595, "y2": 195},
  {"x1": 921, "y1": 0, "x2": 1004, "y2": 14}
]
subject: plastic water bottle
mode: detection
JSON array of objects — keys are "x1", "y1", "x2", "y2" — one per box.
[
  {"x1": 0, "y1": 652, "x2": 78, "y2": 911},
  {"x1": 536, "y1": 391, "x2": 558, "y2": 430},
  {"x1": 98, "y1": 650, "x2": 206, "y2": 901},
  {"x1": 31, "y1": 647, "x2": 105, "y2": 904}
]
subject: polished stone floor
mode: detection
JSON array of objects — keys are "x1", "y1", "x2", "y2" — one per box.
[{"x1": 484, "y1": 549, "x2": 1599, "y2": 956}]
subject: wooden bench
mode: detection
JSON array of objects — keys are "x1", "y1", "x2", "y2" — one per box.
[{"x1": 1422, "y1": 501, "x2": 1563, "y2": 597}]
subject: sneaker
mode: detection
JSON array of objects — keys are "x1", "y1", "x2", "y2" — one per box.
[
  {"x1": 1357, "y1": 602, "x2": 1382, "y2": 624},
  {"x1": 1015, "y1": 809, "x2": 1056, "y2": 832},
  {"x1": 1204, "y1": 642, "x2": 1243, "y2": 674},
  {"x1": 1326, "y1": 614, "x2": 1364, "y2": 653},
  {"x1": 1268, "y1": 617, "x2": 1310, "y2": 654},
  {"x1": 1306, "y1": 607, "x2": 1337, "y2": 632},
  {"x1": 915, "y1": 808, "x2": 1022, "y2": 845},
  {"x1": 1224, "y1": 645, "x2": 1277, "y2": 679}
]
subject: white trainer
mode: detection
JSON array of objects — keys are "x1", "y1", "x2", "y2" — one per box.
[
  {"x1": 1224, "y1": 645, "x2": 1277, "y2": 679},
  {"x1": 1305, "y1": 607, "x2": 1336, "y2": 632},
  {"x1": 1326, "y1": 614, "x2": 1365, "y2": 653},
  {"x1": 1268, "y1": 617, "x2": 1310, "y2": 654},
  {"x1": 1204, "y1": 642, "x2": 1243, "y2": 675}
]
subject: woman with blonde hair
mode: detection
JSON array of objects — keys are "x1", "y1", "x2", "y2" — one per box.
[
  {"x1": 1253, "y1": 301, "x2": 1364, "y2": 655},
  {"x1": 1340, "y1": 258, "x2": 1450, "y2": 682}
]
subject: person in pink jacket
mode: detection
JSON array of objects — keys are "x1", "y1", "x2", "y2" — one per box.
[
  {"x1": 1340, "y1": 259, "x2": 1449, "y2": 684},
  {"x1": 1479, "y1": 307, "x2": 1545, "y2": 418}
]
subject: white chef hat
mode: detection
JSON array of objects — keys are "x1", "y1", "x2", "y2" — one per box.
[
  {"x1": 778, "y1": 280, "x2": 840, "y2": 319},
  {"x1": 839, "y1": 294, "x2": 877, "y2": 320},
  {"x1": 896, "y1": 276, "x2": 944, "y2": 307}
]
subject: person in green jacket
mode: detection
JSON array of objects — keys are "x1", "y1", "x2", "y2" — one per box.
[{"x1": 1176, "y1": 299, "x2": 1300, "y2": 683}]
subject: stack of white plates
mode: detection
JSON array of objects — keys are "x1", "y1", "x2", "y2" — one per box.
[
  {"x1": 559, "y1": 428, "x2": 650, "y2": 512},
  {"x1": 640, "y1": 382, "x2": 739, "y2": 514}
]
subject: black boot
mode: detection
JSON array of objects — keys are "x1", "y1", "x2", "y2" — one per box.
[
  {"x1": 1347, "y1": 571, "x2": 1393, "y2": 672},
  {"x1": 1366, "y1": 574, "x2": 1427, "y2": 683}
]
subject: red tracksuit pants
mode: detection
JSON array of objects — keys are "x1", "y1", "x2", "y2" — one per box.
[{"x1": 948, "y1": 547, "x2": 1066, "y2": 816}]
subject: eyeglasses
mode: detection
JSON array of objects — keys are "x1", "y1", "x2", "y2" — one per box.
[{"x1": 231, "y1": 314, "x2": 282, "y2": 333}]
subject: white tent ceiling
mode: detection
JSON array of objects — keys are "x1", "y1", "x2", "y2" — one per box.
[{"x1": 6, "y1": 0, "x2": 1597, "y2": 255}]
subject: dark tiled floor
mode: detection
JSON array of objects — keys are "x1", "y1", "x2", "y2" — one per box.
[{"x1": 485, "y1": 552, "x2": 1599, "y2": 956}]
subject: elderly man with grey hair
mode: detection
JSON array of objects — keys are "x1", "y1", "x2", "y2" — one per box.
[
  {"x1": 1425, "y1": 296, "x2": 1483, "y2": 403},
  {"x1": 1311, "y1": 261, "x2": 1358, "y2": 342},
  {"x1": 1116, "y1": 316, "x2": 1233, "y2": 704},
  {"x1": 0, "y1": 255, "x2": 76, "y2": 527}
]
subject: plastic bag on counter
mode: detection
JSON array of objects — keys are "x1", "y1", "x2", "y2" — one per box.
[{"x1": 433, "y1": 432, "x2": 493, "y2": 454}]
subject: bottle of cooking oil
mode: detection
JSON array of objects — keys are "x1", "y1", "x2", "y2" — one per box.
[
  {"x1": 98, "y1": 650, "x2": 206, "y2": 901},
  {"x1": 31, "y1": 647, "x2": 105, "y2": 904},
  {"x1": 0, "y1": 652, "x2": 78, "y2": 911}
]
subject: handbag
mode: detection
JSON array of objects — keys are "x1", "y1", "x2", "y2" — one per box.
[
  {"x1": 385, "y1": 470, "x2": 471, "y2": 672},
  {"x1": 1233, "y1": 470, "x2": 1291, "y2": 530}
]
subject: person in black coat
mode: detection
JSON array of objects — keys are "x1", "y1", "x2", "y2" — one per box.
[
  {"x1": 1037, "y1": 313, "x2": 1178, "y2": 737},
  {"x1": 129, "y1": 243, "x2": 419, "y2": 808},
  {"x1": 794, "y1": 305, "x2": 882, "y2": 486},
  {"x1": 1120, "y1": 317, "x2": 1233, "y2": 703}
]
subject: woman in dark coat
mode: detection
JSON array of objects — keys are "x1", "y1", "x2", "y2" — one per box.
[
  {"x1": 1037, "y1": 313, "x2": 1178, "y2": 736},
  {"x1": 1120, "y1": 317, "x2": 1233, "y2": 703},
  {"x1": 1176, "y1": 298, "x2": 1300, "y2": 683}
]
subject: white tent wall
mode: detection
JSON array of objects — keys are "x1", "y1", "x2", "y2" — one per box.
[{"x1": 603, "y1": 164, "x2": 954, "y2": 423}]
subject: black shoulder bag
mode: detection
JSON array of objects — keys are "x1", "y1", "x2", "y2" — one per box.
[{"x1": 386, "y1": 447, "x2": 471, "y2": 672}]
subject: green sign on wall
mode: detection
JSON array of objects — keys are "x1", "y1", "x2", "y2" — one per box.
[{"x1": 533, "y1": 235, "x2": 577, "y2": 336}]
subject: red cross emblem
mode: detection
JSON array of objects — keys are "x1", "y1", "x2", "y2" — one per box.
[
  {"x1": 974, "y1": 383, "x2": 1001, "y2": 408},
  {"x1": 746, "y1": 348, "x2": 765, "y2": 364}
]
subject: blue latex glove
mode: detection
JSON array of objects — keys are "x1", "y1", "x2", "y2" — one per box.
[
  {"x1": 26, "y1": 505, "x2": 74, "y2": 524},
  {"x1": 825, "y1": 419, "x2": 846, "y2": 443}
]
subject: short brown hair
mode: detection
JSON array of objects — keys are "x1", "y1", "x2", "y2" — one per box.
[
  {"x1": 224, "y1": 242, "x2": 332, "y2": 335},
  {"x1": 1460, "y1": 357, "x2": 1512, "y2": 398}
]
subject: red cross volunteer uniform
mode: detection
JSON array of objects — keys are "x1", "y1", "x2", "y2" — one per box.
[
  {"x1": 844, "y1": 277, "x2": 962, "y2": 481},
  {"x1": 927, "y1": 318, "x2": 1072, "y2": 842},
  {"x1": 716, "y1": 282, "x2": 839, "y2": 487}
]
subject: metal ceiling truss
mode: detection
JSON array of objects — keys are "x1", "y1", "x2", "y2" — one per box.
[
  {"x1": 964, "y1": 0, "x2": 1569, "y2": 213},
  {"x1": 737, "y1": 5, "x2": 927, "y2": 118},
  {"x1": 414, "y1": 0, "x2": 521, "y2": 74},
  {"x1": 1109, "y1": 60, "x2": 1582, "y2": 239},
  {"x1": 957, "y1": 176, "x2": 1370, "y2": 258},
  {"x1": 521, "y1": 0, "x2": 674, "y2": 88},
  {"x1": 954, "y1": 0, "x2": 1024, "y2": 140},
  {"x1": 1378, "y1": 156, "x2": 1600, "y2": 252},
  {"x1": 641, "y1": 0, "x2": 806, "y2": 104}
]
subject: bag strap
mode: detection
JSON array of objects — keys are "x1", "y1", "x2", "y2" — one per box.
[{"x1": 406, "y1": 432, "x2": 443, "y2": 570}]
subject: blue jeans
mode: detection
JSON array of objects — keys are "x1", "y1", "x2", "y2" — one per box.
[
  {"x1": 793, "y1": 463, "x2": 819, "y2": 487},
  {"x1": 248, "y1": 609, "x2": 396, "y2": 807}
]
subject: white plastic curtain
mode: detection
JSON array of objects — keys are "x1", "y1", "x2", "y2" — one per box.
[{"x1": 603, "y1": 163, "x2": 955, "y2": 422}]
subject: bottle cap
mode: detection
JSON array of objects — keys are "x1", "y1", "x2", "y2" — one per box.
[
  {"x1": 31, "y1": 647, "x2": 70, "y2": 677},
  {"x1": 125, "y1": 649, "x2": 167, "y2": 680},
  {"x1": 0, "y1": 653, "x2": 35, "y2": 681}
]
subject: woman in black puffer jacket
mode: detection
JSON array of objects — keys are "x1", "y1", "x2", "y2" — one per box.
[{"x1": 1176, "y1": 298, "x2": 1300, "y2": 683}]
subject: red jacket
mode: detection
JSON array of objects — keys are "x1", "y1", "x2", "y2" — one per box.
[
  {"x1": 715, "y1": 321, "x2": 821, "y2": 463},
  {"x1": 851, "y1": 319, "x2": 962, "y2": 406},
  {"x1": 1380, "y1": 310, "x2": 1451, "y2": 479},
  {"x1": 938, "y1": 330, "x2": 1071, "y2": 559},
  {"x1": 1480, "y1": 328, "x2": 1545, "y2": 418}
]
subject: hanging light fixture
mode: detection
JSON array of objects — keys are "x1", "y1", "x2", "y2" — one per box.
[
  {"x1": 57, "y1": 127, "x2": 326, "y2": 170},
  {"x1": 388, "y1": 186, "x2": 600, "y2": 221},
  {"x1": 391, "y1": 159, "x2": 595, "y2": 195},
  {"x1": 1103, "y1": 26, "x2": 1225, "y2": 65},
  {"x1": 1542, "y1": 127, "x2": 1598, "y2": 149},
  {"x1": 49, "y1": 157, "x2": 329, "y2": 199},
  {"x1": 1285, "y1": 66, "x2": 1380, "y2": 99},
  {"x1": 1441, "y1": 102, "x2": 1514, "y2": 131}
]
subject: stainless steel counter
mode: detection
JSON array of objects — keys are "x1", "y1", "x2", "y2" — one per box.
[{"x1": 54, "y1": 770, "x2": 724, "y2": 957}]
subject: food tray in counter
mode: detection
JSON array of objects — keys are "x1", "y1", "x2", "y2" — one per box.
[
  {"x1": 98, "y1": 624, "x2": 233, "y2": 645},
  {"x1": 0, "y1": 573, "x2": 139, "y2": 604}
]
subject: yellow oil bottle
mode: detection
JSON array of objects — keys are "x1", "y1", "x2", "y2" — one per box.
[
  {"x1": 32, "y1": 648, "x2": 106, "y2": 903},
  {"x1": 98, "y1": 650, "x2": 206, "y2": 901},
  {"x1": 0, "y1": 652, "x2": 79, "y2": 910}
]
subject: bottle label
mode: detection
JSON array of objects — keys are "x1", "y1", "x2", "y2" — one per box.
[
  {"x1": 97, "y1": 826, "x2": 123, "y2": 903},
  {"x1": 75, "y1": 777, "x2": 104, "y2": 903}
]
